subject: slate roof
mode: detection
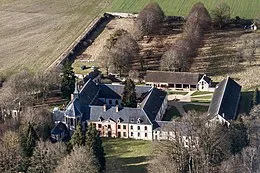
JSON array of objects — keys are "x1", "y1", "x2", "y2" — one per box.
[
  {"x1": 98, "y1": 84, "x2": 152, "y2": 99},
  {"x1": 141, "y1": 88, "x2": 167, "y2": 122},
  {"x1": 79, "y1": 79, "x2": 99, "y2": 105},
  {"x1": 208, "y1": 77, "x2": 241, "y2": 120},
  {"x1": 145, "y1": 70, "x2": 203, "y2": 85},
  {"x1": 154, "y1": 121, "x2": 193, "y2": 136},
  {"x1": 51, "y1": 122, "x2": 68, "y2": 135},
  {"x1": 65, "y1": 98, "x2": 82, "y2": 117},
  {"x1": 89, "y1": 106, "x2": 151, "y2": 125},
  {"x1": 83, "y1": 70, "x2": 101, "y2": 83},
  {"x1": 200, "y1": 75, "x2": 211, "y2": 84}
]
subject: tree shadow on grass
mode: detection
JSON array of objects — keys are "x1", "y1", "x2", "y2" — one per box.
[{"x1": 106, "y1": 156, "x2": 148, "y2": 173}]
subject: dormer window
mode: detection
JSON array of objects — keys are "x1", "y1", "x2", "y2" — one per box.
[
  {"x1": 137, "y1": 118, "x2": 142, "y2": 124},
  {"x1": 99, "y1": 117, "x2": 104, "y2": 122},
  {"x1": 117, "y1": 117, "x2": 123, "y2": 123},
  {"x1": 130, "y1": 118, "x2": 134, "y2": 123}
]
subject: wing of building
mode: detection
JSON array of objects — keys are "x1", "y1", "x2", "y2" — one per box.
[
  {"x1": 53, "y1": 79, "x2": 168, "y2": 140},
  {"x1": 207, "y1": 76, "x2": 241, "y2": 125}
]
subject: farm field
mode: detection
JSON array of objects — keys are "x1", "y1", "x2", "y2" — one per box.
[
  {"x1": 0, "y1": 0, "x2": 109, "y2": 76},
  {"x1": 103, "y1": 138, "x2": 152, "y2": 173},
  {"x1": 109, "y1": 0, "x2": 259, "y2": 19}
]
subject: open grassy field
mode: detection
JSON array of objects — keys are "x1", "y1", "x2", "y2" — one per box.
[
  {"x1": 109, "y1": 0, "x2": 259, "y2": 19},
  {"x1": 0, "y1": 0, "x2": 109, "y2": 76},
  {"x1": 103, "y1": 138, "x2": 152, "y2": 173}
]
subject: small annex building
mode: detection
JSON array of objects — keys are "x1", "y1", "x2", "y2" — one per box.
[
  {"x1": 145, "y1": 70, "x2": 212, "y2": 91},
  {"x1": 207, "y1": 77, "x2": 241, "y2": 125}
]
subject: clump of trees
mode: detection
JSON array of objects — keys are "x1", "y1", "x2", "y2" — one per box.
[
  {"x1": 98, "y1": 29, "x2": 139, "y2": 76},
  {"x1": 122, "y1": 78, "x2": 137, "y2": 108},
  {"x1": 133, "y1": 2, "x2": 165, "y2": 39},
  {"x1": 68, "y1": 124, "x2": 106, "y2": 173},
  {"x1": 148, "y1": 111, "x2": 250, "y2": 173},
  {"x1": 160, "y1": 2, "x2": 211, "y2": 72}
]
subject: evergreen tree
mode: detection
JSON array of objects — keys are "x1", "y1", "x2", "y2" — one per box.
[
  {"x1": 253, "y1": 88, "x2": 260, "y2": 105},
  {"x1": 85, "y1": 125, "x2": 106, "y2": 172},
  {"x1": 122, "y1": 78, "x2": 137, "y2": 108},
  {"x1": 70, "y1": 123, "x2": 84, "y2": 147},
  {"x1": 61, "y1": 59, "x2": 76, "y2": 100},
  {"x1": 21, "y1": 123, "x2": 39, "y2": 157}
]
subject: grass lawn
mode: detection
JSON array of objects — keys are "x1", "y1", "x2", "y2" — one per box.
[
  {"x1": 103, "y1": 138, "x2": 153, "y2": 173},
  {"x1": 183, "y1": 104, "x2": 209, "y2": 113},
  {"x1": 72, "y1": 60, "x2": 99, "y2": 75},
  {"x1": 167, "y1": 91, "x2": 188, "y2": 95},
  {"x1": 108, "y1": 0, "x2": 259, "y2": 19},
  {"x1": 238, "y1": 91, "x2": 254, "y2": 114},
  {"x1": 0, "y1": 0, "x2": 108, "y2": 76},
  {"x1": 191, "y1": 91, "x2": 213, "y2": 96},
  {"x1": 162, "y1": 106, "x2": 181, "y2": 121}
]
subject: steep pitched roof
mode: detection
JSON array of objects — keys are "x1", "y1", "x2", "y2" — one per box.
[
  {"x1": 142, "y1": 88, "x2": 167, "y2": 122},
  {"x1": 208, "y1": 77, "x2": 241, "y2": 120},
  {"x1": 79, "y1": 79, "x2": 99, "y2": 105},
  {"x1": 98, "y1": 84, "x2": 152, "y2": 99},
  {"x1": 65, "y1": 98, "x2": 82, "y2": 117},
  {"x1": 83, "y1": 70, "x2": 101, "y2": 83},
  {"x1": 145, "y1": 70, "x2": 203, "y2": 85}
]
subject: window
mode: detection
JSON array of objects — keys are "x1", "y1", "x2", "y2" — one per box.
[
  {"x1": 115, "y1": 100, "x2": 119, "y2": 105},
  {"x1": 138, "y1": 132, "x2": 140, "y2": 137},
  {"x1": 108, "y1": 125, "x2": 111, "y2": 129},
  {"x1": 109, "y1": 100, "x2": 112, "y2": 105},
  {"x1": 145, "y1": 133, "x2": 147, "y2": 137},
  {"x1": 131, "y1": 132, "x2": 133, "y2": 136},
  {"x1": 118, "y1": 125, "x2": 121, "y2": 129},
  {"x1": 70, "y1": 118, "x2": 74, "y2": 126},
  {"x1": 144, "y1": 126, "x2": 147, "y2": 130},
  {"x1": 123, "y1": 125, "x2": 126, "y2": 129},
  {"x1": 130, "y1": 125, "x2": 133, "y2": 130},
  {"x1": 92, "y1": 123, "x2": 96, "y2": 128},
  {"x1": 123, "y1": 132, "x2": 126, "y2": 137},
  {"x1": 117, "y1": 132, "x2": 121, "y2": 137},
  {"x1": 137, "y1": 126, "x2": 140, "y2": 130},
  {"x1": 98, "y1": 124, "x2": 102, "y2": 128}
]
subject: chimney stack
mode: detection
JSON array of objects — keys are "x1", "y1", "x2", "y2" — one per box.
[
  {"x1": 116, "y1": 105, "x2": 119, "y2": 112},
  {"x1": 103, "y1": 104, "x2": 106, "y2": 112}
]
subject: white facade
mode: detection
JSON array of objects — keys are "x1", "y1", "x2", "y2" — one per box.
[
  {"x1": 198, "y1": 75, "x2": 211, "y2": 91},
  {"x1": 128, "y1": 124, "x2": 153, "y2": 140}
]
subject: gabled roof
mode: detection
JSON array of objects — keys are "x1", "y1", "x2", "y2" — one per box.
[
  {"x1": 51, "y1": 122, "x2": 68, "y2": 135},
  {"x1": 199, "y1": 74, "x2": 211, "y2": 84},
  {"x1": 79, "y1": 79, "x2": 99, "y2": 105},
  {"x1": 65, "y1": 98, "x2": 82, "y2": 117},
  {"x1": 83, "y1": 70, "x2": 101, "y2": 83},
  {"x1": 208, "y1": 77, "x2": 241, "y2": 120},
  {"x1": 145, "y1": 70, "x2": 203, "y2": 85},
  {"x1": 98, "y1": 84, "x2": 152, "y2": 99},
  {"x1": 142, "y1": 88, "x2": 167, "y2": 122},
  {"x1": 154, "y1": 121, "x2": 194, "y2": 136}
]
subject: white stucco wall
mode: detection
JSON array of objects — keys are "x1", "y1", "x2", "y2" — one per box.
[
  {"x1": 128, "y1": 124, "x2": 153, "y2": 140},
  {"x1": 198, "y1": 79, "x2": 210, "y2": 91}
]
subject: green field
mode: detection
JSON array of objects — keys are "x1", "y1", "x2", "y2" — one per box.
[
  {"x1": 103, "y1": 138, "x2": 152, "y2": 173},
  {"x1": 109, "y1": 0, "x2": 259, "y2": 18},
  {"x1": 0, "y1": 0, "x2": 108, "y2": 76}
]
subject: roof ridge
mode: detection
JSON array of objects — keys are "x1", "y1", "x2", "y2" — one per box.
[
  {"x1": 146, "y1": 70, "x2": 201, "y2": 75},
  {"x1": 216, "y1": 77, "x2": 229, "y2": 116}
]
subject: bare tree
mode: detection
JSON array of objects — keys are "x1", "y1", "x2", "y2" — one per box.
[
  {"x1": 236, "y1": 33, "x2": 260, "y2": 66},
  {"x1": 55, "y1": 146, "x2": 99, "y2": 173},
  {"x1": 134, "y1": 2, "x2": 165, "y2": 38},
  {"x1": 28, "y1": 141, "x2": 67, "y2": 173},
  {"x1": 211, "y1": 3, "x2": 231, "y2": 29}
]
